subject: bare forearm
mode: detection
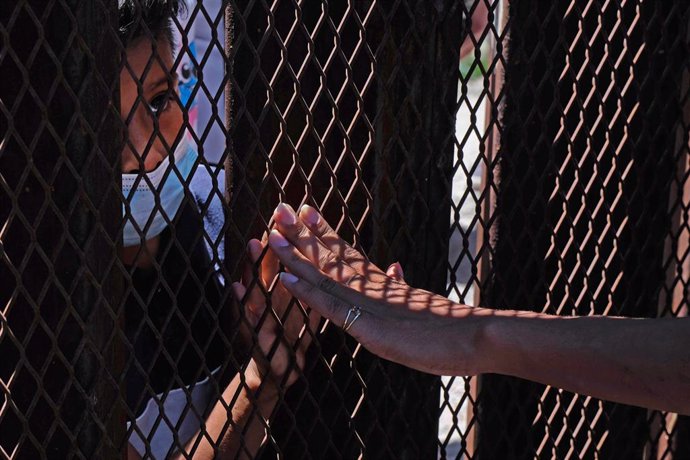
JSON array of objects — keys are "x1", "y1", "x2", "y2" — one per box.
[
  {"x1": 174, "y1": 374, "x2": 278, "y2": 459},
  {"x1": 479, "y1": 313, "x2": 690, "y2": 414}
]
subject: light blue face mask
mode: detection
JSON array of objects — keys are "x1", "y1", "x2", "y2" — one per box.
[{"x1": 121, "y1": 136, "x2": 198, "y2": 247}]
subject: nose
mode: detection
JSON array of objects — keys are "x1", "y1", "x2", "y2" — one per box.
[{"x1": 122, "y1": 145, "x2": 165, "y2": 174}]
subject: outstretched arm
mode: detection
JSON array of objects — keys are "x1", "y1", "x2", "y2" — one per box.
[
  {"x1": 265, "y1": 203, "x2": 690, "y2": 415},
  {"x1": 482, "y1": 313, "x2": 690, "y2": 414}
]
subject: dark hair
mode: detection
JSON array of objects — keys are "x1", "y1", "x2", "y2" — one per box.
[{"x1": 118, "y1": 0, "x2": 186, "y2": 48}]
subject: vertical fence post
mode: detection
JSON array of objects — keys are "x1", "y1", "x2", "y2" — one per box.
[
  {"x1": 478, "y1": 0, "x2": 690, "y2": 458},
  {"x1": 471, "y1": 0, "x2": 510, "y2": 455},
  {"x1": 225, "y1": 0, "x2": 461, "y2": 457},
  {"x1": 369, "y1": 1, "x2": 461, "y2": 458},
  {"x1": 224, "y1": 2, "x2": 234, "y2": 229},
  {"x1": 0, "y1": 0, "x2": 124, "y2": 457},
  {"x1": 649, "y1": 10, "x2": 690, "y2": 459}
]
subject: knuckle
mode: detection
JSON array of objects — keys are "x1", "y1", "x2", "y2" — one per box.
[
  {"x1": 345, "y1": 272, "x2": 365, "y2": 288},
  {"x1": 319, "y1": 250, "x2": 341, "y2": 273},
  {"x1": 288, "y1": 249, "x2": 303, "y2": 265},
  {"x1": 317, "y1": 225, "x2": 333, "y2": 241},
  {"x1": 297, "y1": 223, "x2": 312, "y2": 240},
  {"x1": 343, "y1": 246, "x2": 363, "y2": 261},
  {"x1": 302, "y1": 279, "x2": 321, "y2": 297},
  {"x1": 316, "y1": 275, "x2": 338, "y2": 295},
  {"x1": 327, "y1": 294, "x2": 345, "y2": 317}
]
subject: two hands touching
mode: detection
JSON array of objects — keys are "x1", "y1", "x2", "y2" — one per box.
[
  {"x1": 231, "y1": 203, "x2": 409, "y2": 393},
  {"x1": 235, "y1": 202, "x2": 690, "y2": 416},
  {"x1": 233, "y1": 201, "x2": 495, "y2": 388}
]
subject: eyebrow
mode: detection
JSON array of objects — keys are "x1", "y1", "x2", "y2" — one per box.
[{"x1": 145, "y1": 73, "x2": 176, "y2": 92}]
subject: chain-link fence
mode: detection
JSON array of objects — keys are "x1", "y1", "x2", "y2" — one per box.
[{"x1": 1, "y1": 0, "x2": 689, "y2": 458}]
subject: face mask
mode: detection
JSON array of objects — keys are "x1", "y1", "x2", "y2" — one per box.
[{"x1": 121, "y1": 136, "x2": 198, "y2": 247}]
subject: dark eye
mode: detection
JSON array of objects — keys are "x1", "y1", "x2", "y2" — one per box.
[
  {"x1": 148, "y1": 93, "x2": 171, "y2": 117},
  {"x1": 181, "y1": 64, "x2": 192, "y2": 81}
]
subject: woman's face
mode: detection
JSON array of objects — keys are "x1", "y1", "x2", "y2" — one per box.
[{"x1": 120, "y1": 37, "x2": 183, "y2": 173}]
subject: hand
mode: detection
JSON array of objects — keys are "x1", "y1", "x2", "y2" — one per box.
[
  {"x1": 266, "y1": 203, "x2": 490, "y2": 377},
  {"x1": 232, "y1": 237, "x2": 320, "y2": 394}
]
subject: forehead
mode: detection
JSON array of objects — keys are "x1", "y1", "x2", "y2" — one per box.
[{"x1": 122, "y1": 38, "x2": 174, "y2": 85}]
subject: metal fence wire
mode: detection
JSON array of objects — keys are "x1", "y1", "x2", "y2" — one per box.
[{"x1": 1, "y1": 0, "x2": 689, "y2": 458}]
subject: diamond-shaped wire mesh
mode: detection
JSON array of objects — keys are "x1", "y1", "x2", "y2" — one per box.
[{"x1": 1, "y1": 0, "x2": 689, "y2": 458}]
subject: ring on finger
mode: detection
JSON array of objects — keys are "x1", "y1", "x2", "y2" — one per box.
[{"x1": 342, "y1": 305, "x2": 362, "y2": 332}]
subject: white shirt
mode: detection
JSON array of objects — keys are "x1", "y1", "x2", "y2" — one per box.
[{"x1": 127, "y1": 368, "x2": 220, "y2": 459}]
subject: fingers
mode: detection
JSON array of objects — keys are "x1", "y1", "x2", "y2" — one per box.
[
  {"x1": 260, "y1": 243, "x2": 280, "y2": 289},
  {"x1": 297, "y1": 204, "x2": 386, "y2": 277},
  {"x1": 231, "y1": 282, "x2": 256, "y2": 324},
  {"x1": 236, "y1": 239, "x2": 274, "y2": 334},
  {"x1": 283, "y1": 299, "x2": 319, "y2": 358},
  {"x1": 278, "y1": 272, "x2": 366, "y2": 338},
  {"x1": 233, "y1": 234, "x2": 323, "y2": 389},
  {"x1": 267, "y1": 229, "x2": 381, "y2": 315},
  {"x1": 273, "y1": 203, "x2": 366, "y2": 284}
]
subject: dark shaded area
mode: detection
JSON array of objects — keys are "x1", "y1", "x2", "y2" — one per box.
[
  {"x1": 227, "y1": 0, "x2": 461, "y2": 458},
  {"x1": 0, "y1": 0, "x2": 124, "y2": 457},
  {"x1": 479, "y1": 1, "x2": 690, "y2": 458}
]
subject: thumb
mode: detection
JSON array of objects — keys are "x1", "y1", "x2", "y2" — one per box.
[{"x1": 386, "y1": 262, "x2": 405, "y2": 282}]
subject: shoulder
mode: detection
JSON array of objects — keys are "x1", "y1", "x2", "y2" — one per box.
[
  {"x1": 189, "y1": 163, "x2": 226, "y2": 210},
  {"x1": 188, "y1": 164, "x2": 226, "y2": 262}
]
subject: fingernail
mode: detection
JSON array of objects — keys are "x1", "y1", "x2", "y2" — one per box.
[
  {"x1": 274, "y1": 203, "x2": 297, "y2": 225},
  {"x1": 394, "y1": 262, "x2": 404, "y2": 278},
  {"x1": 247, "y1": 238, "x2": 261, "y2": 252},
  {"x1": 280, "y1": 272, "x2": 299, "y2": 285},
  {"x1": 300, "y1": 204, "x2": 320, "y2": 226},
  {"x1": 269, "y1": 229, "x2": 290, "y2": 247},
  {"x1": 386, "y1": 261, "x2": 404, "y2": 278}
]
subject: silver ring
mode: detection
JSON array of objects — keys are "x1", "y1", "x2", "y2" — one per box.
[{"x1": 342, "y1": 305, "x2": 362, "y2": 332}]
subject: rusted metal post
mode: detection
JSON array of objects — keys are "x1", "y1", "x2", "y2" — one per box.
[
  {"x1": 478, "y1": 0, "x2": 690, "y2": 458},
  {"x1": 369, "y1": 1, "x2": 462, "y2": 458},
  {"x1": 470, "y1": 0, "x2": 510, "y2": 455},
  {"x1": 225, "y1": 0, "x2": 460, "y2": 457},
  {"x1": 647, "y1": 12, "x2": 690, "y2": 460},
  {"x1": 0, "y1": 0, "x2": 124, "y2": 457}
]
